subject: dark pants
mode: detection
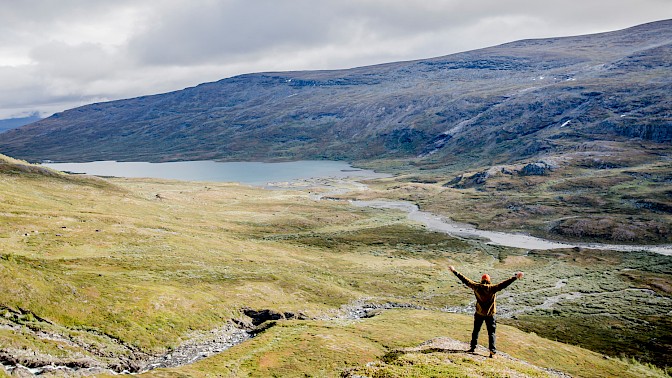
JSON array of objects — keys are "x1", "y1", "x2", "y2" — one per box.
[{"x1": 471, "y1": 314, "x2": 496, "y2": 352}]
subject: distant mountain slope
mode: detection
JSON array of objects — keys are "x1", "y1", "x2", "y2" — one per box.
[
  {"x1": 0, "y1": 113, "x2": 41, "y2": 134},
  {"x1": 0, "y1": 20, "x2": 670, "y2": 164}
]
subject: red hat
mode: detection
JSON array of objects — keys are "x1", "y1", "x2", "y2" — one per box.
[{"x1": 481, "y1": 274, "x2": 491, "y2": 283}]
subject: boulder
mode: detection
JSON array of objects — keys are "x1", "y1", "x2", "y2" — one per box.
[{"x1": 519, "y1": 163, "x2": 549, "y2": 176}]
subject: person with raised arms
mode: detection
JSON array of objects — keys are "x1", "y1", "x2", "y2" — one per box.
[{"x1": 449, "y1": 265, "x2": 524, "y2": 358}]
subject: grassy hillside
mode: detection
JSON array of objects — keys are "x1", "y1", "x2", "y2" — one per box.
[
  {"x1": 140, "y1": 311, "x2": 669, "y2": 378},
  {"x1": 0, "y1": 156, "x2": 670, "y2": 376}
]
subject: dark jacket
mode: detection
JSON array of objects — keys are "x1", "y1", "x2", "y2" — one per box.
[{"x1": 453, "y1": 271, "x2": 517, "y2": 316}]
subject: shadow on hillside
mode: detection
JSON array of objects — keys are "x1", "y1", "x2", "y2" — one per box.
[
  {"x1": 419, "y1": 347, "x2": 468, "y2": 354},
  {"x1": 383, "y1": 347, "x2": 467, "y2": 363}
]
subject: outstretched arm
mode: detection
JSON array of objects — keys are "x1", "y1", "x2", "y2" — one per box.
[
  {"x1": 449, "y1": 266, "x2": 478, "y2": 289},
  {"x1": 493, "y1": 272, "x2": 523, "y2": 292}
]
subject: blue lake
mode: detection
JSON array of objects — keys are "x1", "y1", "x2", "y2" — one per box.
[{"x1": 42, "y1": 160, "x2": 389, "y2": 186}]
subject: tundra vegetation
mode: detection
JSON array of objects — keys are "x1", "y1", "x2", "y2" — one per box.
[
  {"x1": 356, "y1": 139, "x2": 672, "y2": 245},
  {"x1": 0, "y1": 154, "x2": 670, "y2": 377},
  {"x1": 1, "y1": 18, "x2": 670, "y2": 378}
]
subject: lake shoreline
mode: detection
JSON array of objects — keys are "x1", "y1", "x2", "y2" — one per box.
[
  {"x1": 42, "y1": 160, "x2": 390, "y2": 187},
  {"x1": 42, "y1": 160, "x2": 672, "y2": 254}
]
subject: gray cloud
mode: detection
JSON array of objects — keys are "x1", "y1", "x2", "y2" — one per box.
[
  {"x1": 128, "y1": 0, "x2": 335, "y2": 65},
  {"x1": 0, "y1": 0, "x2": 670, "y2": 119}
]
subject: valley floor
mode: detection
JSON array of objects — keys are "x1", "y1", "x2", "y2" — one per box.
[{"x1": 0, "y1": 157, "x2": 670, "y2": 377}]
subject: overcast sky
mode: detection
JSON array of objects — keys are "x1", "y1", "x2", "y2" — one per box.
[{"x1": 1, "y1": 0, "x2": 670, "y2": 119}]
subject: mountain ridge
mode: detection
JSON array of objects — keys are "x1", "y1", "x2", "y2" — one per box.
[
  {"x1": 0, "y1": 113, "x2": 41, "y2": 134},
  {"x1": 0, "y1": 19, "x2": 670, "y2": 166}
]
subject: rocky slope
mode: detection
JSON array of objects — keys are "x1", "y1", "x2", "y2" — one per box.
[{"x1": 0, "y1": 20, "x2": 670, "y2": 166}]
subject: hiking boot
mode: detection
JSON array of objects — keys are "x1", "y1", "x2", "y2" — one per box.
[
  {"x1": 489, "y1": 351, "x2": 496, "y2": 358},
  {"x1": 467, "y1": 347, "x2": 476, "y2": 353}
]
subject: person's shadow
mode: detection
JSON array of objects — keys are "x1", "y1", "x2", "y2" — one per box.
[
  {"x1": 382, "y1": 347, "x2": 468, "y2": 363},
  {"x1": 419, "y1": 347, "x2": 468, "y2": 354}
]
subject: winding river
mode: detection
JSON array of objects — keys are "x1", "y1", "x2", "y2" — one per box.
[
  {"x1": 41, "y1": 160, "x2": 672, "y2": 256},
  {"x1": 4, "y1": 163, "x2": 669, "y2": 376},
  {"x1": 349, "y1": 199, "x2": 672, "y2": 256}
]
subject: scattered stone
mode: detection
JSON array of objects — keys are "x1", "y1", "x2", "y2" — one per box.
[
  {"x1": 139, "y1": 323, "x2": 251, "y2": 372},
  {"x1": 320, "y1": 299, "x2": 428, "y2": 321},
  {"x1": 9, "y1": 365, "x2": 32, "y2": 378}
]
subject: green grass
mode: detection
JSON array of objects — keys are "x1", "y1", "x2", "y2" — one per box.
[
  {"x1": 0, "y1": 155, "x2": 670, "y2": 376},
  {"x1": 350, "y1": 353, "x2": 553, "y2": 378},
  {"x1": 141, "y1": 311, "x2": 669, "y2": 378}
]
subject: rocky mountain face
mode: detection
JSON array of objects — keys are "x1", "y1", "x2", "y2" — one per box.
[{"x1": 0, "y1": 20, "x2": 670, "y2": 165}]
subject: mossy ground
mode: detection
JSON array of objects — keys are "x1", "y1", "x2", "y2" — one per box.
[{"x1": 0, "y1": 155, "x2": 670, "y2": 376}]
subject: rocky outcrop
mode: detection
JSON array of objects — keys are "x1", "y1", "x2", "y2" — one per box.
[
  {"x1": 241, "y1": 308, "x2": 307, "y2": 326},
  {"x1": 451, "y1": 171, "x2": 489, "y2": 189},
  {"x1": 633, "y1": 200, "x2": 672, "y2": 214},
  {"x1": 519, "y1": 162, "x2": 550, "y2": 176}
]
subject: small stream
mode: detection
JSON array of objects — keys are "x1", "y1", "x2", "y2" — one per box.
[
  {"x1": 0, "y1": 323, "x2": 253, "y2": 376},
  {"x1": 0, "y1": 302, "x2": 419, "y2": 377},
  {"x1": 4, "y1": 177, "x2": 671, "y2": 376}
]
